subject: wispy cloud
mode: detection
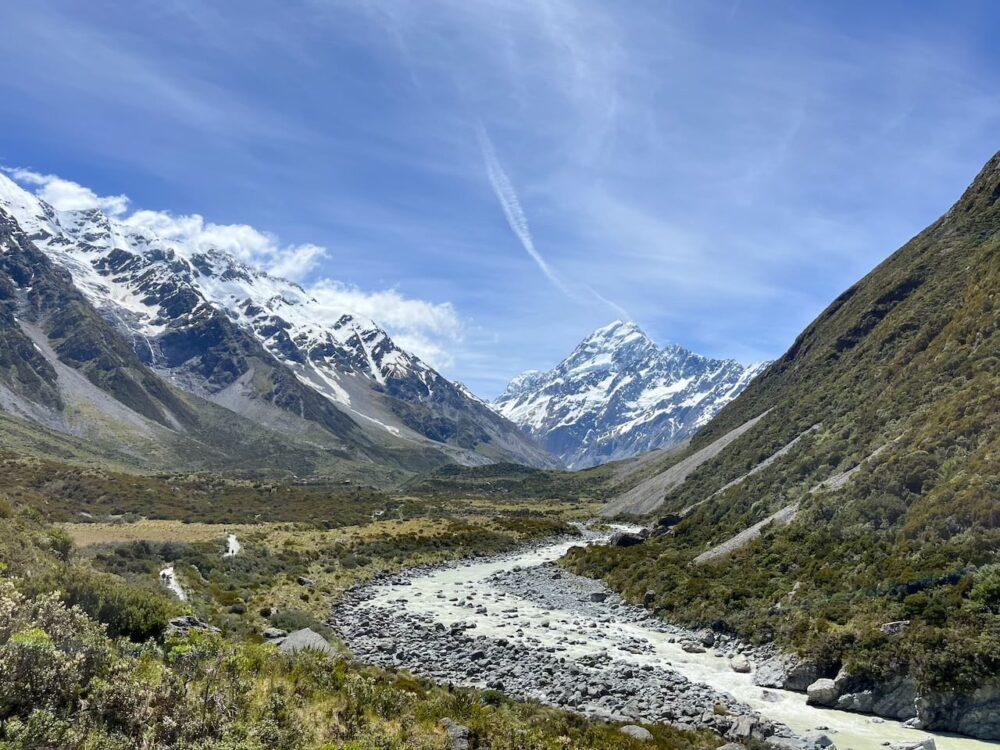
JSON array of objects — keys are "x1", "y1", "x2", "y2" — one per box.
[
  {"x1": 476, "y1": 123, "x2": 630, "y2": 321},
  {"x1": 476, "y1": 124, "x2": 570, "y2": 296}
]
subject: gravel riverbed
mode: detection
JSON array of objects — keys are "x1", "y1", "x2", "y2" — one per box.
[{"x1": 331, "y1": 531, "x2": 995, "y2": 750}]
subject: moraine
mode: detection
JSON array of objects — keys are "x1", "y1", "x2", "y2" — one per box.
[{"x1": 333, "y1": 530, "x2": 996, "y2": 750}]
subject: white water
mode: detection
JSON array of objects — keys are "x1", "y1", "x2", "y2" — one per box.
[
  {"x1": 159, "y1": 565, "x2": 187, "y2": 601},
  {"x1": 223, "y1": 533, "x2": 241, "y2": 558},
  {"x1": 360, "y1": 538, "x2": 997, "y2": 750}
]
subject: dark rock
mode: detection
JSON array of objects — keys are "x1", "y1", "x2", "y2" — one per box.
[
  {"x1": 297, "y1": 576, "x2": 315, "y2": 587},
  {"x1": 610, "y1": 531, "x2": 645, "y2": 548},
  {"x1": 165, "y1": 615, "x2": 221, "y2": 638}
]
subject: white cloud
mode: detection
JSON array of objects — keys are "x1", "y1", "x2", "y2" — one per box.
[
  {"x1": 124, "y1": 208, "x2": 327, "y2": 281},
  {"x1": 7, "y1": 168, "x2": 130, "y2": 216},
  {"x1": 308, "y1": 279, "x2": 462, "y2": 368},
  {"x1": 8, "y1": 168, "x2": 464, "y2": 369}
]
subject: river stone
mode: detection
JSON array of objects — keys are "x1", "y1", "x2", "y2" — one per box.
[
  {"x1": 697, "y1": 628, "x2": 716, "y2": 647},
  {"x1": 682, "y1": 642, "x2": 706, "y2": 654},
  {"x1": 806, "y1": 679, "x2": 839, "y2": 707},
  {"x1": 619, "y1": 725, "x2": 653, "y2": 742},
  {"x1": 888, "y1": 740, "x2": 935, "y2": 750}
]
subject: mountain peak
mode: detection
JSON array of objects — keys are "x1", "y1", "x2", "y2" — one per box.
[{"x1": 494, "y1": 324, "x2": 769, "y2": 469}]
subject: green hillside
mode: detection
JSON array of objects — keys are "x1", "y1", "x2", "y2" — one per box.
[{"x1": 570, "y1": 152, "x2": 1000, "y2": 719}]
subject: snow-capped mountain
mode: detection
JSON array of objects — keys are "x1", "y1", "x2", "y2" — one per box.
[
  {"x1": 0, "y1": 172, "x2": 556, "y2": 471},
  {"x1": 493, "y1": 321, "x2": 769, "y2": 469}
]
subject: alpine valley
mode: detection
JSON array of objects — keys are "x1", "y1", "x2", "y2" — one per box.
[{"x1": 493, "y1": 320, "x2": 768, "y2": 469}]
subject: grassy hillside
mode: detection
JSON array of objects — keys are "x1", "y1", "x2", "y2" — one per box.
[{"x1": 569, "y1": 153, "x2": 1000, "y2": 695}]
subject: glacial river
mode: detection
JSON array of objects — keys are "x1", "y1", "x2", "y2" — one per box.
[{"x1": 355, "y1": 535, "x2": 997, "y2": 750}]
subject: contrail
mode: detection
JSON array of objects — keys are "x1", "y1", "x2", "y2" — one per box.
[
  {"x1": 477, "y1": 124, "x2": 572, "y2": 296},
  {"x1": 477, "y1": 123, "x2": 631, "y2": 321}
]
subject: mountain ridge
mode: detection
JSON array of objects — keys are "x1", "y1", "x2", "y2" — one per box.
[{"x1": 0, "y1": 172, "x2": 557, "y2": 475}]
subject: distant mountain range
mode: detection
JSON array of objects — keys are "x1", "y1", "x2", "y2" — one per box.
[
  {"x1": 0, "y1": 172, "x2": 556, "y2": 479},
  {"x1": 493, "y1": 320, "x2": 768, "y2": 469}
]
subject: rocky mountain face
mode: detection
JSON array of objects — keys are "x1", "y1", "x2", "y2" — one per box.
[
  {"x1": 568, "y1": 152, "x2": 1000, "y2": 737},
  {"x1": 493, "y1": 321, "x2": 767, "y2": 469},
  {"x1": 0, "y1": 173, "x2": 556, "y2": 475}
]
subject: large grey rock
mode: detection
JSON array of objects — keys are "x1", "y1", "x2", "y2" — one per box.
[
  {"x1": 696, "y1": 628, "x2": 716, "y2": 647},
  {"x1": 619, "y1": 725, "x2": 654, "y2": 742},
  {"x1": 751, "y1": 654, "x2": 819, "y2": 691},
  {"x1": 806, "y1": 678, "x2": 839, "y2": 707},
  {"x1": 837, "y1": 690, "x2": 874, "y2": 713},
  {"x1": 279, "y1": 628, "x2": 335, "y2": 655},
  {"x1": 440, "y1": 718, "x2": 470, "y2": 750},
  {"x1": 730, "y1": 655, "x2": 752, "y2": 673}
]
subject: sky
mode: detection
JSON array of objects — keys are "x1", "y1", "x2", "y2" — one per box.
[{"x1": 1, "y1": 1, "x2": 999, "y2": 398}]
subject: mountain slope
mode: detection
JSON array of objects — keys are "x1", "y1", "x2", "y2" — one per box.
[
  {"x1": 494, "y1": 320, "x2": 767, "y2": 468},
  {"x1": 567, "y1": 152, "x2": 1000, "y2": 737},
  {"x1": 0, "y1": 173, "x2": 556, "y2": 472}
]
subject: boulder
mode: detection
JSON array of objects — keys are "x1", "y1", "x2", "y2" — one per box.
[
  {"x1": 697, "y1": 628, "x2": 716, "y2": 647},
  {"x1": 682, "y1": 642, "x2": 706, "y2": 654},
  {"x1": 619, "y1": 725, "x2": 653, "y2": 742},
  {"x1": 610, "y1": 531, "x2": 645, "y2": 547},
  {"x1": 730, "y1": 655, "x2": 752, "y2": 673},
  {"x1": 440, "y1": 718, "x2": 471, "y2": 750},
  {"x1": 279, "y1": 628, "x2": 336, "y2": 655},
  {"x1": 785, "y1": 658, "x2": 821, "y2": 691},
  {"x1": 296, "y1": 576, "x2": 315, "y2": 587},
  {"x1": 643, "y1": 590, "x2": 656, "y2": 606},
  {"x1": 590, "y1": 592, "x2": 609, "y2": 602},
  {"x1": 806, "y1": 679, "x2": 839, "y2": 707}
]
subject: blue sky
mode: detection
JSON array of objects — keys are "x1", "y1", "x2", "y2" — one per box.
[{"x1": 1, "y1": 1, "x2": 999, "y2": 398}]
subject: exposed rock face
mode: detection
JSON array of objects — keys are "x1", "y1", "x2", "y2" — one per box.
[
  {"x1": 915, "y1": 685, "x2": 1000, "y2": 740},
  {"x1": 494, "y1": 321, "x2": 768, "y2": 469}
]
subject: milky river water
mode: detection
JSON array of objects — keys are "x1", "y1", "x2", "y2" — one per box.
[{"x1": 357, "y1": 535, "x2": 998, "y2": 750}]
